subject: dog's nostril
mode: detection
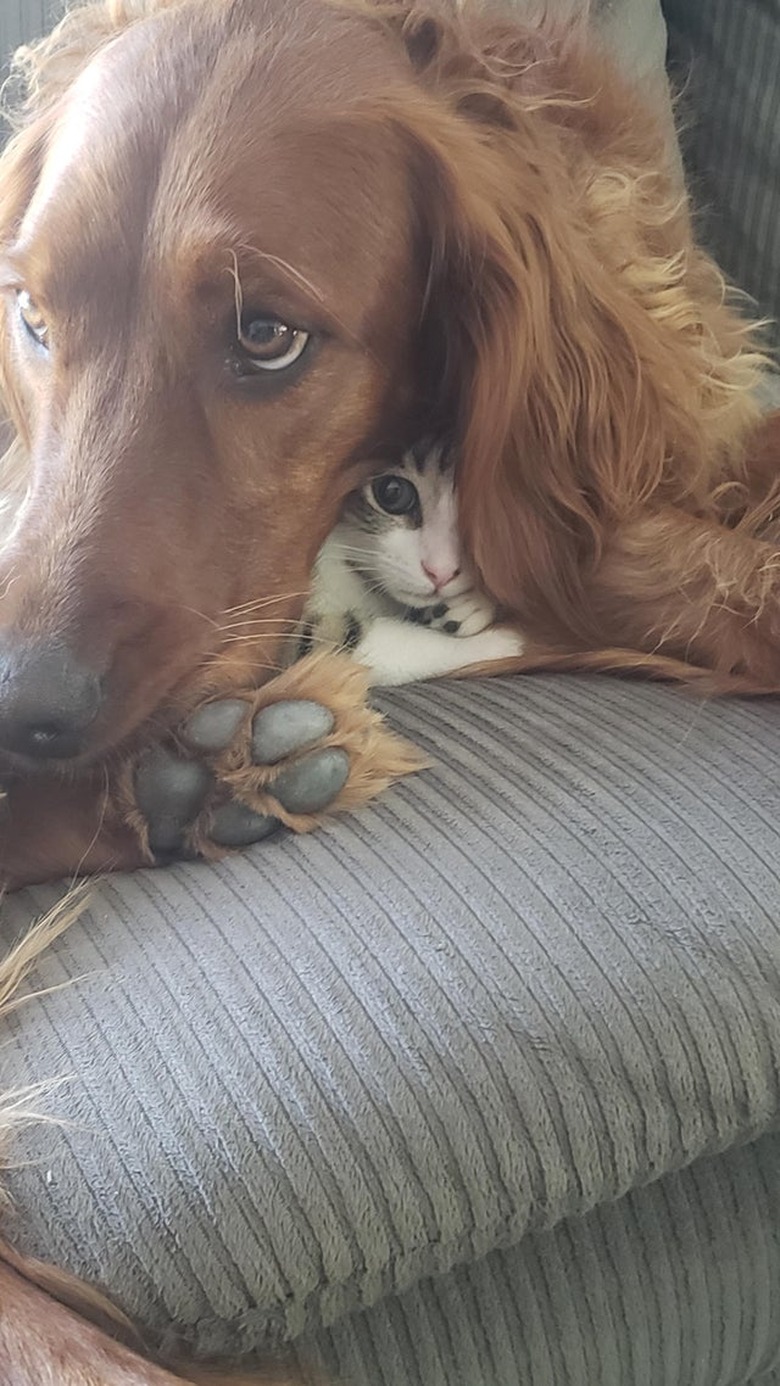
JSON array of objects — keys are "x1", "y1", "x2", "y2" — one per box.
[
  {"x1": 17, "y1": 720, "x2": 88, "y2": 760},
  {"x1": 0, "y1": 642, "x2": 104, "y2": 762},
  {"x1": 28, "y1": 722, "x2": 67, "y2": 750}
]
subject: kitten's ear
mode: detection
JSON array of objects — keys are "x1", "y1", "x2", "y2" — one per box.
[{"x1": 407, "y1": 98, "x2": 601, "y2": 636}]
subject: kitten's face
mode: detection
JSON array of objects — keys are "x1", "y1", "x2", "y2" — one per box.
[{"x1": 339, "y1": 443, "x2": 473, "y2": 607}]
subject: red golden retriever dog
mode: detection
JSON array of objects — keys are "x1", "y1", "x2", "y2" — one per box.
[{"x1": 0, "y1": 0, "x2": 779, "y2": 1376}]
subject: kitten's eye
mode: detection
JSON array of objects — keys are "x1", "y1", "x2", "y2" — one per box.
[
  {"x1": 237, "y1": 312, "x2": 310, "y2": 371},
  {"x1": 17, "y1": 290, "x2": 50, "y2": 349},
  {"x1": 371, "y1": 475, "x2": 419, "y2": 515}
]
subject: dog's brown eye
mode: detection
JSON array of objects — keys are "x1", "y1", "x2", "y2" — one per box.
[
  {"x1": 17, "y1": 290, "x2": 50, "y2": 349},
  {"x1": 238, "y1": 314, "x2": 309, "y2": 372}
]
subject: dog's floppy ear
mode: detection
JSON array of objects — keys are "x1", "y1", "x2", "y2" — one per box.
[{"x1": 389, "y1": 8, "x2": 763, "y2": 644}]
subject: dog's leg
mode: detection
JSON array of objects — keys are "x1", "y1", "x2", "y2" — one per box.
[
  {"x1": 583, "y1": 411, "x2": 780, "y2": 686},
  {"x1": 0, "y1": 1252, "x2": 187, "y2": 1385},
  {"x1": 590, "y1": 506, "x2": 780, "y2": 690}
]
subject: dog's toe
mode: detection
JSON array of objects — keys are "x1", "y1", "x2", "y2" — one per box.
[
  {"x1": 251, "y1": 699, "x2": 335, "y2": 763},
  {"x1": 210, "y1": 801, "x2": 281, "y2": 847},
  {"x1": 185, "y1": 698, "x2": 249, "y2": 751},
  {"x1": 135, "y1": 747, "x2": 213, "y2": 851},
  {"x1": 272, "y1": 746, "x2": 350, "y2": 814},
  {"x1": 122, "y1": 655, "x2": 422, "y2": 868}
]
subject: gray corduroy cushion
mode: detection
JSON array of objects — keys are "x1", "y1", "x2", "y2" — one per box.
[
  {"x1": 4, "y1": 675, "x2": 780, "y2": 1371},
  {"x1": 306, "y1": 1130, "x2": 780, "y2": 1386}
]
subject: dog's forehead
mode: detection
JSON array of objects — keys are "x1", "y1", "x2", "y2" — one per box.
[
  {"x1": 21, "y1": 8, "x2": 206, "y2": 243},
  {"x1": 19, "y1": 0, "x2": 417, "y2": 320},
  {"x1": 155, "y1": 121, "x2": 417, "y2": 323}
]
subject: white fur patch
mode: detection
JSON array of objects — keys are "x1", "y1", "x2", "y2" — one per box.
[{"x1": 354, "y1": 619, "x2": 525, "y2": 687}]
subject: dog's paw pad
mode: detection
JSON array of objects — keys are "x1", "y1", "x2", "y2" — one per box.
[
  {"x1": 210, "y1": 801, "x2": 281, "y2": 847},
  {"x1": 251, "y1": 699, "x2": 335, "y2": 764},
  {"x1": 185, "y1": 698, "x2": 249, "y2": 751},
  {"x1": 135, "y1": 747, "x2": 214, "y2": 852},
  {"x1": 272, "y1": 746, "x2": 350, "y2": 814},
  {"x1": 132, "y1": 697, "x2": 350, "y2": 859}
]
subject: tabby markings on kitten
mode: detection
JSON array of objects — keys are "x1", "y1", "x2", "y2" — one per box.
[{"x1": 298, "y1": 441, "x2": 525, "y2": 686}]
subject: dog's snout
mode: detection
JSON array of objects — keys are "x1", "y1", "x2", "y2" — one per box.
[{"x1": 0, "y1": 641, "x2": 103, "y2": 761}]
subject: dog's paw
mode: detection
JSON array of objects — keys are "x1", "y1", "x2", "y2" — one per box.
[
  {"x1": 407, "y1": 589, "x2": 496, "y2": 637},
  {"x1": 121, "y1": 653, "x2": 426, "y2": 864},
  {"x1": 134, "y1": 699, "x2": 347, "y2": 854}
]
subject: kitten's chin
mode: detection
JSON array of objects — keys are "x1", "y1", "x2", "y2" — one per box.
[
  {"x1": 440, "y1": 574, "x2": 473, "y2": 600},
  {"x1": 395, "y1": 588, "x2": 437, "y2": 607}
]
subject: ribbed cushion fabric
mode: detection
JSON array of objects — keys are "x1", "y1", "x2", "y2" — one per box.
[
  {"x1": 305, "y1": 1131, "x2": 780, "y2": 1386},
  {"x1": 4, "y1": 675, "x2": 780, "y2": 1365},
  {"x1": 663, "y1": 0, "x2": 780, "y2": 347}
]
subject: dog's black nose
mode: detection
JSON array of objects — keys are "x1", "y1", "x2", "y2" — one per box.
[{"x1": 0, "y1": 640, "x2": 103, "y2": 761}]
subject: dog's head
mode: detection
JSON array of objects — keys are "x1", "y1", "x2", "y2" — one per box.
[
  {"x1": 0, "y1": 0, "x2": 758, "y2": 768},
  {"x1": 0, "y1": 0, "x2": 437, "y2": 764}
]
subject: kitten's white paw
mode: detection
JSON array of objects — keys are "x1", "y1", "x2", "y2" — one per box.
[
  {"x1": 444, "y1": 590, "x2": 497, "y2": 636},
  {"x1": 422, "y1": 588, "x2": 496, "y2": 636},
  {"x1": 352, "y1": 617, "x2": 525, "y2": 688},
  {"x1": 455, "y1": 626, "x2": 526, "y2": 666}
]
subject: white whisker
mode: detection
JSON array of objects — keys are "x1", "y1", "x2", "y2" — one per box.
[
  {"x1": 218, "y1": 622, "x2": 292, "y2": 635},
  {"x1": 220, "y1": 590, "x2": 308, "y2": 617}
]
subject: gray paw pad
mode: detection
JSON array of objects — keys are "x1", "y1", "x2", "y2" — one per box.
[
  {"x1": 272, "y1": 747, "x2": 350, "y2": 814},
  {"x1": 252, "y1": 700, "x2": 335, "y2": 764},
  {"x1": 186, "y1": 699, "x2": 249, "y2": 751},
  {"x1": 211, "y1": 802, "x2": 281, "y2": 848},
  {"x1": 135, "y1": 748, "x2": 214, "y2": 852},
  {"x1": 135, "y1": 699, "x2": 348, "y2": 859}
]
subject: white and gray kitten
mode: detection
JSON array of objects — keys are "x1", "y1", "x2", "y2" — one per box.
[{"x1": 298, "y1": 440, "x2": 524, "y2": 686}]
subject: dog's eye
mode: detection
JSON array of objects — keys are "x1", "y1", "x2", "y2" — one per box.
[
  {"x1": 237, "y1": 314, "x2": 309, "y2": 372},
  {"x1": 371, "y1": 475, "x2": 419, "y2": 515},
  {"x1": 17, "y1": 290, "x2": 50, "y2": 349}
]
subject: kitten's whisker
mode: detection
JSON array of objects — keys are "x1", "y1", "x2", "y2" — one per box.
[
  {"x1": 292, "y1": 633, "x2": 335, "y2": 649},
  {"x1": 173, "y1": 604, "x2": 224, "y2": 630},
  {"x1": 327, "y1": 544, "x2": 376, "y2": 556},
  {"x1": 356, "y1": 576, "x2": 392, "y2": 598}
]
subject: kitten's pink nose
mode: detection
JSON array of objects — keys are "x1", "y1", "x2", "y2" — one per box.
[{"x1": 422, "y1": 561, "x2": 459, "y2": 591}]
